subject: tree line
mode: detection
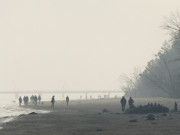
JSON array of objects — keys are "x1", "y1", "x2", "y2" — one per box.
[{"x1": 120, "y1": 11, "x2": 180, "y2": 98}]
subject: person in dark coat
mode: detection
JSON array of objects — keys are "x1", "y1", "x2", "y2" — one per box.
[
  {"x1": 66, "y1": 96, "x2": 69, "y2": 106},
  {"x1": 19, "y1": 96, "x2": 22, "y2": 106},
  {"x1": 128, "y1": 97, "x2": 134, "y2": 108},
  {"x1": 175, "y1": 102, "x2": 178, "y2": 111},
  {"x1": 51, "y1": 96, "x2": 55, "y2": 108},
  {"x1": 34, "y1": 95, "x2": 38, "y2": 105},
  {"x1": 120, "y1": 96, "x2": 127, "y2": 112},
  {"x1": 38, "y1": 95, "x2": 41, "y2": 104}
]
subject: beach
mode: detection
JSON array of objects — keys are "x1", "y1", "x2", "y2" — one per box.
[{"x1": 0, "y1": 98, "x2": 180, "y2": 135}]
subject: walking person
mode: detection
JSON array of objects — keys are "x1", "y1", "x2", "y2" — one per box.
[
  {"x1": 51, "y1": 96, "x2": 55, "y2": 108},
  {"x1": 26, "y1": 96, "x2": 29, "y2": 105},
  {"x1": 23, "y1": 96, "x2": 25, "y2": 105},
  {"x1": 66, "y1": 96, "x2": 69, "y2": 106},
  {"x1": 38, "y1": 95, "x2": 41, "y2": 104},
  {"x1": 34, "y1": 95, "x2": 38, "y2": 105},
  {"x1": 19, "y1": 96, "x2": 22, "y2": 106},
  {"x1": 128, "y1": 97, "x2": 134, "y2": 108},
  {"x1": 120, "y1": 96, "x2": 127, "y2": 112},
  {"x1": 175, "y1": 102, "x2": 178, "y2": 111}
]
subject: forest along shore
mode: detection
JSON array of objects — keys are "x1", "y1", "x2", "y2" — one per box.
[{"x1": 0, "y1": 98, "x2": 180, "y2": 135}]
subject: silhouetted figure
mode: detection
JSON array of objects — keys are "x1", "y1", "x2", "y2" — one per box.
[
  {"x1": 66, "y1": 96, "x2": 69, "y2": 106},
  {"x1": 23, "y1": 96, "x2": 29, "y2": 105},
  {"x1": 120, "y1": 96, "x2": 127, "y2": 112},
  {"x1": 175, "y1": 102, "x2": 178, "y2": 112},
  {"x1": 51, "y1": 96, "x2": 55, "y2": 108},
  {"x1": 27, "y1": 96, "x2": 29, "y2": 105},
  {"x1": 23, "y1": 96, "x2": 25, "y2": 105},
  {"x1": 30, "y1": 95, "x2": 34, "y2": 102},
  {"x1": 38, "y1": 95, "x2": 41, "y2": 104},
  {"x1": 34, "y1": 95, "x2": 38, "y2": 105},
  {"x1": 19, "y1": 96, "x2": 22, "y2": 106},
  {"x1": 128, "y1": 97, "x2": 134, "y2": 108}
]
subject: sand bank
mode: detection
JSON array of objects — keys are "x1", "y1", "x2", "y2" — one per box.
[{"x1": 0, "y1": 98, "x2": 180, "y2": 135}]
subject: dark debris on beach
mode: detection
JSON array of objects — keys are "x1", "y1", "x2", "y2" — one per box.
[{"x1": 125, "y1": 103, "x2": 169, "y2": 114}]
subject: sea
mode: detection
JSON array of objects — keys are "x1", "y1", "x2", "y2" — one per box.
[
  {"x1": 0, "y1": 92, "x2": 122, "y2": 128},
  {"x1": 0, "y1": 93, "x2": 49, "y2": 128}
]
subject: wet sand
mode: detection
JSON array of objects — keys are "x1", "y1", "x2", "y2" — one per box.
[{"x1": 0, "y1": 98, "x2": 180, "y2": 135}]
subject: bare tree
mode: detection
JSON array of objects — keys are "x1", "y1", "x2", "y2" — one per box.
[
  {"x1": 162, "y1": 11, "x2": 180, "y2": 38},
  {"x1": 119, "y1": 68, "x2": 141, "y2": 97}
]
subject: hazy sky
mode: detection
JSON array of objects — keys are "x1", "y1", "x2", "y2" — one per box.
[{"x1": 0, "y1": 0, "x2": 179, "y2": 91}]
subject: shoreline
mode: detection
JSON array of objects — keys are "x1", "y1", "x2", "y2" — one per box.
[
  {"x1": 0, "y1": 98, "x2": 180, "y2": 135},
  {"x1": 0, "y1": 103, "x2": 50, "y2": 130}
]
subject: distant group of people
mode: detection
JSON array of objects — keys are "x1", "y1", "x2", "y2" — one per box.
[
  {"x1": 120, "y1": 96, "x2": 134, "y2": 112},
  {"x1": 30, "y1": 95, "x2": 41, "y2": 105},
  {"x1": 19, "y1": 94, "x2": 136, "y2": 111},
  {"x1": 120, "y1": 96, "x2": 179, "y2": 112},
  {"x1": 18, "y1": 95, "x2": 41, "y2": 106},
  {"x1": 19, "y1": 95, "x2": 70, "y2": 108},
  {"x1": 18, "y1": 94, "x2": 178, "y2": 113},
  {"x1": 19, "y1": 94, "x2": 135, "y2": 111}
]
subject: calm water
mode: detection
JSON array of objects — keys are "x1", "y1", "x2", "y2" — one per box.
[{"x1": 0, "y1": 94, "x2": 49, "y2": 128}]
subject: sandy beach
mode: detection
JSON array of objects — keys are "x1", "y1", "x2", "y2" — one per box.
[{"x1": 0, "y1": 98, "x2": 180, "y2": 135}]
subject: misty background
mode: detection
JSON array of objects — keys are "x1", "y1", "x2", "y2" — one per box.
[{"x1": 0, "y1": 0, "x2": 179, "y2": 91}]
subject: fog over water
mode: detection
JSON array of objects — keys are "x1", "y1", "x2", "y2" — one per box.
[{"x1": 0, "y1": 0, "x2": 180, "y2": 91}]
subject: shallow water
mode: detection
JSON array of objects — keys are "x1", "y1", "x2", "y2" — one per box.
[{"x1": 0, "y1": 94, "x2": 49, "y2": 127}]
